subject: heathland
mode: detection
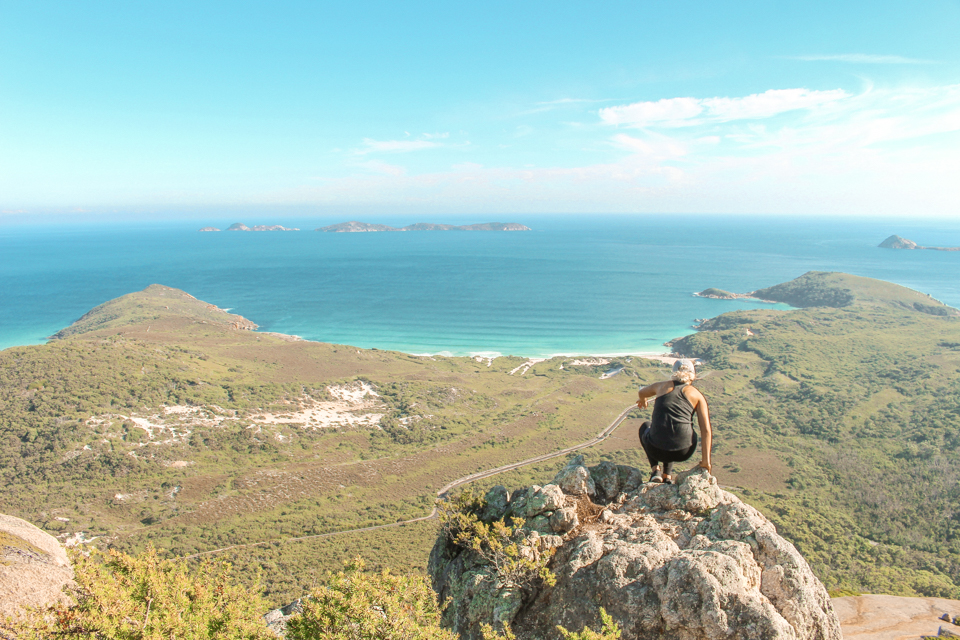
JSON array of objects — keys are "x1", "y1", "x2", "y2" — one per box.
[{"x1": 1, "y1": 271, "x2": 959, "y2": 607}]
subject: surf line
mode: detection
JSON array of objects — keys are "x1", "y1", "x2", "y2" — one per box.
[{"x1": 180, "y1": 403, "x2": 638, "y2": 560}]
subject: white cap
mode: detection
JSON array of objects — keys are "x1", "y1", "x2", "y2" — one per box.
[{"x1": 672, "y1": 359, "x2": 696, "y2": 375}]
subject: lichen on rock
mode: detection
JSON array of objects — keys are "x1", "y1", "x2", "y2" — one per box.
[{"x1": 428, "y1": 457, "x2": 842, "y2": 640}]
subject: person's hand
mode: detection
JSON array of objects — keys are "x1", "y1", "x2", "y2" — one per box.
[
  {"x1": 698, "y1": 460, "x2": 712, "y2": 473},
  {"x1": 637, "y1": 396, "x2": 649, "y2": 409}
]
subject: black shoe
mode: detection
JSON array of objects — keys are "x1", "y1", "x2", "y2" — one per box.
[{"x1": 649, "y1": 469, "x2": 663, "y2": 483}]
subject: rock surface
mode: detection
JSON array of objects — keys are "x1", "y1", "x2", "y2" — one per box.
[
  {"x1": 832, "y1": 594, "x2": 960, "y2": 640},
  {"x1": 429, "y1": 456, "x2": 841, "y2": 640},
  {"x1": 0, "y1": 514, "x2": 74, "y2": 620}
]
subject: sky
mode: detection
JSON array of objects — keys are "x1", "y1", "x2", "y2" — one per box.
[{"x1": 1, "y1": 1, "x2": 959, "y2": 219}]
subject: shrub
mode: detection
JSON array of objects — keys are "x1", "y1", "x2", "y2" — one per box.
[
  {"x1": 557, "y1": 608, "x2": 622, "y2": 640},
  {"x1": 437, "y1": 491, "x2": 556, "y2": 590},
  {"x1": 11, "y1": 546, "x2": 272, "y2": 640},
  {"x1": 285, "y1": 557, "x2": 454, "y2": 640}
]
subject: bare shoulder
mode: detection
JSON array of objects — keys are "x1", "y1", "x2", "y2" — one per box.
[{"x1": 684, "y1": 384, "x2": 708, "y2": 404}]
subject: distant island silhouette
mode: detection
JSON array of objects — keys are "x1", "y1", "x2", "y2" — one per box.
[
  {"x1": 198, "y1": 223, "x2": 300, "y2": 231},
  {"x1": 316, "y1": 221, "x2": 531, "y2": 232},
  {"x1": 879, "y1": 234, "x2": 960, "y2": 252},
  {"x1": 199, "y1": 221, "x2": 531, "y2": 232}
]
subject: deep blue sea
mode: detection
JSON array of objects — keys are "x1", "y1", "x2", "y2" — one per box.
[{"x1": 2, "y1": 215, "x2": 959, "y2": 357}]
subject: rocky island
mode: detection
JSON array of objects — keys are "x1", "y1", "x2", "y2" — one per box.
[
  {"x1": 879, "y1": 234, "x2": 960, "y2": 251},
  {"x1": 317, "y1": 221, "x2": 531, "y2": 232},
  {"x1": 198, "y1": 223, "x2": 301, "y2": 231},
  {"x1": 693, "y1": 287, "x2": 752, "y2": 300}
]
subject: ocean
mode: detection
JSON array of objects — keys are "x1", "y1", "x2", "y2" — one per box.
[{"x1": 2, "y1": 215, "x2": 959, "y2": 356}]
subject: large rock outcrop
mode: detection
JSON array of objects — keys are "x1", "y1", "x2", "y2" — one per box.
[
  {"x1": 0, "y1": 514, "x2": 74, "y2": 621},
  {"x1": 429, "y1": 456, "x2": 841, "y2": 640}
]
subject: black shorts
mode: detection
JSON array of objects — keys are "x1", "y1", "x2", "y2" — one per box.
[{"x1": 638, "y1": 421, "x2": 697, "y2": 464}]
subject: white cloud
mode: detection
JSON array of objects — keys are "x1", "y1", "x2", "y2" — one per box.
[
  {"x1": 599, "y1": 97, "x2": 703, "y2": 127},
  {"x1": 354, "y1": 159, "x2": 406, "y2": 176},
  {"x1": 599, "y1": 88, "x2": 849, "y2": 128},
  {"x1": 356, "y1": 138, "x2": 441, "y2": 154},
  {"x1": 794, "y1": 54, "x2": 936, "y2": 64},
  {"x1": 244, "y1": 85, "x2": 960, "y2": 217},
  {"x1": 536, "y1": 98, "x2": 613, "y2": 105},
  {"x1": 611, "y1": 133, "x2": 688, "y2": 158}
]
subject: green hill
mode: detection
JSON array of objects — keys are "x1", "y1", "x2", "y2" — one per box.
[
  {"x1": 50, "y1": 284, "x2": 259, "y2": 339},
  {"x1": 0, "y1": 285, "x2": 653, "y2": 604},
  {"x1": 3, "y1": 272, "x2": 960, "y2": 604},
  {"x1": 752, "y1": 271, "x2": 959, "y2": 316}
]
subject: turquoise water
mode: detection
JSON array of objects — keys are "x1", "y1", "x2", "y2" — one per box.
[{"x1": 2, "y1": 215, "x2": 959, "y2": 356}]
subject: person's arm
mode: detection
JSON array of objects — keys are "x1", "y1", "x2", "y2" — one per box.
[
  {"x1": 637, "y1": 381, "x2": 670, "y2": 409},
  {"x1": 693, "y1": 393, "x2": 712, "y2": 472}
]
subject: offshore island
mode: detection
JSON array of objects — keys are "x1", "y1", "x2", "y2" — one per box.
[
  {"x1": 199, "y1": 221, "x2": 531, "y2": 232},
  {"x1": 317, "y1": 220, "x2": 531, "y2": 232},
  {"x1": 879, "y1": 234, "x2": 960, "y2": 251}
]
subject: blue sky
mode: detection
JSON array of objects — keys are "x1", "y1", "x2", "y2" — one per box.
[{"x1": 1, "y1": 1, "x2": 959, "y2": 218}]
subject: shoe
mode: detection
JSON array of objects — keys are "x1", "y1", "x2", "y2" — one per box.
[{"x1": 648, "y1": 469, "x2": 663, "y2": 483}]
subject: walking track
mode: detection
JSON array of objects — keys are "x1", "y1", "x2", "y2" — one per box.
[{"x1": 181, "y1": 403, "x2": 637, "y2": 560}]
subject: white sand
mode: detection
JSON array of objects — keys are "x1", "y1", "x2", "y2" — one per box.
[
  {"x1": 509, "y1": 358, "x2": 547, "y2": 375},
  {"x1": 79, "y1": 382, "x2": 388, "y2": 454}
]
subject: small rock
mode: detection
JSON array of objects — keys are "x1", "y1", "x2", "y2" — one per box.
[
  {"x1": 550, "y1": 506, "x2": 579, "y2": 533},
  {"x1": 553, "y1": 457, "x2": 596, "y2": 496},
  {"x1": 524, "y1": 484, "x2": 565, "y2": 517},
  {"x1": 481, "y1": 485, "x2": 509, "y2": 521},
  {"x1": 588, "y1": 461, "x2": 621, "y2": 499}
]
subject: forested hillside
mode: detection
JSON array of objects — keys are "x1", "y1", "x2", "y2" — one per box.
[
  {"x1": 673, "y1": 271, "x2": 960, "y2": 597},
  {"x1": 0, "y1": 284, "x2": 653, "y2": 604},
  {"x1": 2, "y1": 272, "x2": 959, "y2": 605}
]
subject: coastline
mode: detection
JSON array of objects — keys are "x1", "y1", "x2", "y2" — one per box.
[
  {"x1": 260, "y1": 330, "x2": 681, "y2": 363},
  {"x1": 692, "y1": 291, "x2": 779, "y2": 304}
]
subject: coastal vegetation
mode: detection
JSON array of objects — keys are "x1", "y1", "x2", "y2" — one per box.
[
  {"x1": 0, "y1": 284, "x2": 650, "y2": 604},
  {"x1": 672, "y1": 271, "x2": 960, "y2": 597},
  {"x1": 2, "y1": 270, "x2": 960, "y2": 607},
  {"x1": 10, "y1": 547, "x2": 273, "y2": 639}
]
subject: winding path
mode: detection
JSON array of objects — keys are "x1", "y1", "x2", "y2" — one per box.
[{"x1": 181, "y1": 403, "x2": 637, "y2": 560}]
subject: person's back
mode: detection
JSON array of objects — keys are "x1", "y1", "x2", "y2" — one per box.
[
  {"x1": 648, "y1": 381, "x2": 695, "y2": 451},
  {"x1": 636, "y1": 359, "x2": 712, "y2": 483}
]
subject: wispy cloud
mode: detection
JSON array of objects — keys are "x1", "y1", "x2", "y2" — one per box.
[
  {"x1": 599, "y1": 88, "x2": 849, "y2": 128},
  {"x1": 356, "y1": 138, "x2": 442, "y2": 155},
  {"x1": 793, "y1": 54, "x2": 936, "y2": 64},
  {"x1": 354, "y1": 159, "x2": 406, "y2": 176},
  {"x1": 535, "y1": 98, "x2": 616, "y2": 105}
]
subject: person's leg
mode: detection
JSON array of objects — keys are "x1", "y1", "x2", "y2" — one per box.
[
  {"x1": 638, "y1": 422, "x2": 664, "y2": 482},
  {"x1": 661, "y1": 433, "x2": 699, "y2": 484}
]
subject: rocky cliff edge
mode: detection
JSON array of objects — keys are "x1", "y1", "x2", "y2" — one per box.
[
  {"x1": 0, "y1": 514, "x2": 74, "y2": 622},
  {"x1": 429, "y1": 456, "x2": 842, "y2": 640}
]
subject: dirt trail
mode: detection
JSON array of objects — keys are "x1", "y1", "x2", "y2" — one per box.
[{"x1": 181, "y1": 403, "x2": 637, "y2": 560}]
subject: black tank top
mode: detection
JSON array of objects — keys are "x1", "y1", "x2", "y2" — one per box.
[{"x1": 648, "y1": 382, "x2": 695, "y2": 451}]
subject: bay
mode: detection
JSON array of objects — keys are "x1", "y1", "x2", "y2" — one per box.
[{"x1": 2, "y1": 214, "x2": 958, "y2": 356}]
